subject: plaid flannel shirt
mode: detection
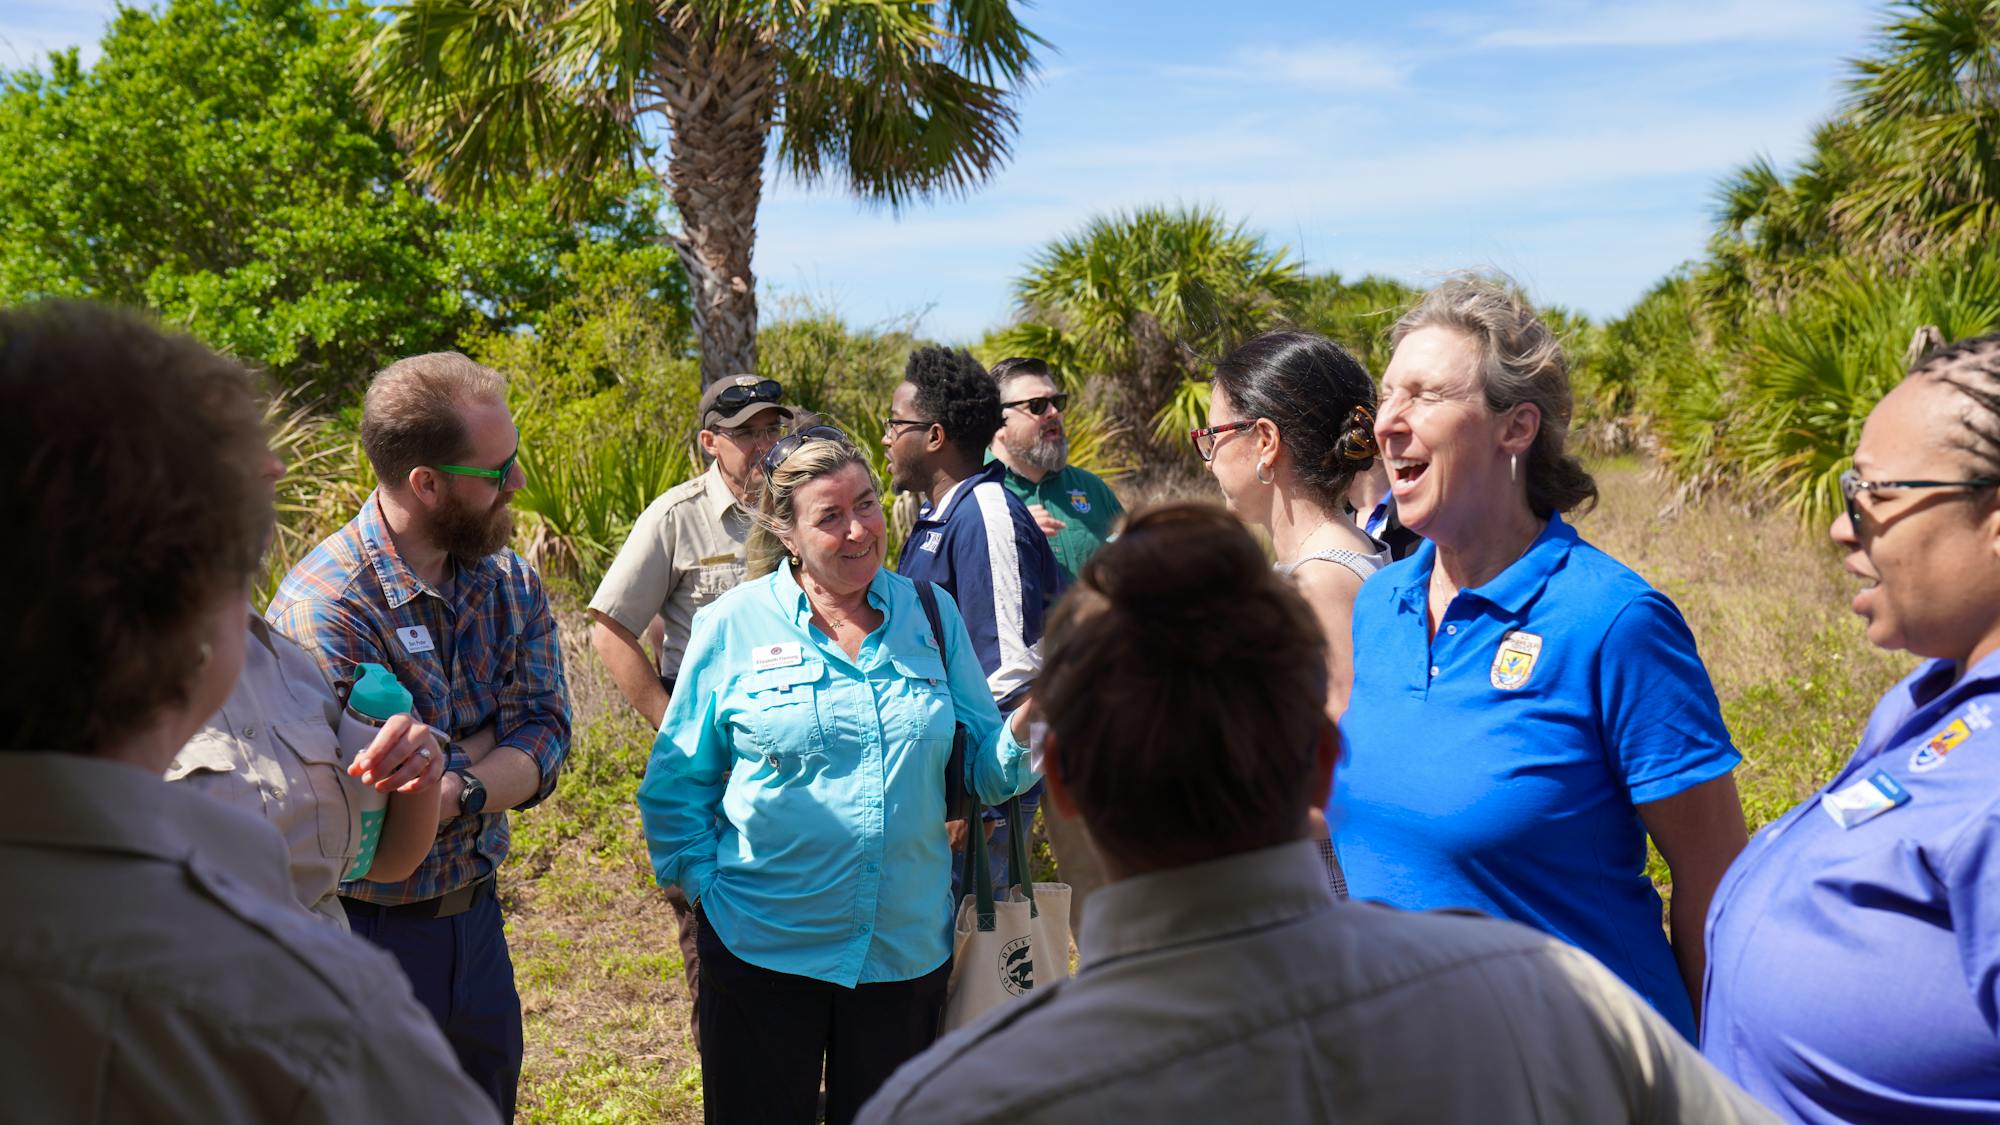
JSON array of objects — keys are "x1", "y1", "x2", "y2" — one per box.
[{"x1": 268, "y1": 491, "x2": 571, "y2": 906}]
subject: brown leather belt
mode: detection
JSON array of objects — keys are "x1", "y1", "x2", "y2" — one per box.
[{"x1": 341, "y1": 876, "x2": 494, "y2": 920}]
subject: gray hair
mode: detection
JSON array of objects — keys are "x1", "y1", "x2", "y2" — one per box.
[
  {"x1": 1391, "y1": 277, "x2": 1597, "y2": 516},
  {"x1": 744, "y1": 432, "x2": 876, "y2": 579}
]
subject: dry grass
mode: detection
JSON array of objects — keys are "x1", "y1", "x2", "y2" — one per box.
[{"x1": 498, "y1": 457, "x2": 1908, "y2": 1120}]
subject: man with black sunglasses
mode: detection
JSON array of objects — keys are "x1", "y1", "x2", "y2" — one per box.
[
  {"x1": 988, "y1": 357, "x2": 1125, "y2": 584},
  {"x1": 587, "y1": 373, "x2": 794, "y2": 1048}
]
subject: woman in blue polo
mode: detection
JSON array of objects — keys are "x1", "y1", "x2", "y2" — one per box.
[
  {"x1": 1703, "y1": 335, "x2": 2000, "y2": 1122},
  {"x1": 1333, "y1": 278, "x2": 1749, "y2": 1043}
]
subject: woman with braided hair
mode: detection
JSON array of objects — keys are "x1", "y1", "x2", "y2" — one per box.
[{"x1": 1190, "y1": 329, "x2": 1389, "y2": 895}]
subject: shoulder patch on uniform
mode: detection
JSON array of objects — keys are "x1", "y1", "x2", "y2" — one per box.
[
  {"x1": 1911, "y1": 702, "x2": 1994, "y2": 772},
  {"x1": 1068, "y1": 489, "x2": 1090, "y2": 514}
]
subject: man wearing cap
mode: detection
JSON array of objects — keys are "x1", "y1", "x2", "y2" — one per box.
[{"x1": 587, "y1": 372, "x2": 792, "y2": 1047}]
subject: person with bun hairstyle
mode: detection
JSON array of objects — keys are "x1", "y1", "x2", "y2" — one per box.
[
  {"x1": 1333, "y1": 278, "x2": 1748, "y2": 1042},
  {"x1": 1190, "y1": 329, "x2": 1388, "y2": 895},
  {"x1": 859, "y1": 504, "x2": 1775, "y2": 1124},
  {"x1": 638, "y1": 424, "x2": 1039, "y2": 1125}
]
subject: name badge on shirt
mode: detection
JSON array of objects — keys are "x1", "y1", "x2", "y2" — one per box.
[
  {"x1": 1821, "y1": 769, "x2": 1911, "y2": 829},
  {"x1": 1490, "y1": 630, "x2": 1543, "y2": 690},
  {"x1": 753, "y1": 642, "x2": 804, "y2": 671},
  {"x1": 396, "y1": 625, "x2": 436, "y2": 654}
]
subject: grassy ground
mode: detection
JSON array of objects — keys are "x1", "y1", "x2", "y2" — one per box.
[{"x1": 499, "y1": 458, "x2": 1910, "y2": 1121}]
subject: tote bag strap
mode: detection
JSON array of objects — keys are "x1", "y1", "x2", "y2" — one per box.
[
  {"x1": 915, "y1": 581, "x2": 967, "y2": 820},
  {"x1": 959, "y1": 723, "x2": 997, "y2": 931},
  {"x1": 1004, "y1": 792, "x2": 1039, "y2": 919}
]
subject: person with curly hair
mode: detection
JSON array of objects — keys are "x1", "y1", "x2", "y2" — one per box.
[{"x1": 886, "y1": 346, "x2": 1063, "y2": 893}]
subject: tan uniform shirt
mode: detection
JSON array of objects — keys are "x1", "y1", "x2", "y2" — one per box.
[
  {"x1": 861, "y1": 840, "x2": 1778, "y2": 1125},
  {"x1": 0, "y1": 753, "x2": 496, "y2": 1124},
  {"x1": 590, "y1": 463, "x2": 751, "y2": 677},
  {"x1": 169, "y1": 617, "x2": 369, "y2": 928}
]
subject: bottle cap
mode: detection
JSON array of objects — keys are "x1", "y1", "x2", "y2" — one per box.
[{"x1": 348, "y1": 662, "x2": 413, "y2": 721}]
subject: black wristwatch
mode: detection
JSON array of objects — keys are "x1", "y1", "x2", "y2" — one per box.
[{"x1": 453, "y1": 770, "x2": 488, "y2": 818}]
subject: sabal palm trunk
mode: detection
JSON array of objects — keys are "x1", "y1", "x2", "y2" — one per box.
[{"x1": 655, "y1": 22, "x2": 773, "y2": 386}]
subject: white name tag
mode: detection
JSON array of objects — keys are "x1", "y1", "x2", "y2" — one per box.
[
  {"x1": 396, "y1": 625, "x2": 436, "y2": 654},
  {"x1": 1821, "y1": 770, "x2": 1910, "y2": 829},
  {"x1": 753, "y1": 642, "x2": 803, "y2": 671}
]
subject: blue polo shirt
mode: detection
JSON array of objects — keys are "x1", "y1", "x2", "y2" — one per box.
[
  {"x1": 896, "y1": 461, "x2": 1062, "y2": 708},
  {"x1": 1332, "y1": 514, "x2": 1739, "y2": 1041},
  {"x1": 1703, "y1": 652, "x2": 2000, "y2": 1123}
]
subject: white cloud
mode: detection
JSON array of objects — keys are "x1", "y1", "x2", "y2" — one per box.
[
  {"x1": 1471, "y1": 0, "x2": 1870, "y2": 50},
  {"x1": 0, "y1": 0, "x2": 120, "y2": 71},
  {"x1": 1168, "y1": 41, "x2": 1409, "y2": 93}
]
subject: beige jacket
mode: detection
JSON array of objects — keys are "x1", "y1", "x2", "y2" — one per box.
[
  {"x1": 0, "y1": 752, "x2": 495, "y2": 1124},
  {"x1": 861, "y1": 840, "x2": 1778, "y2": 1125},
  {"x1": 589, "y1": 463, "x2": 751, "y2": 677}
]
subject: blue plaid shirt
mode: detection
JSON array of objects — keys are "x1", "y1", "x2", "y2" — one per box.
[{"x1": 269, "y1": 491, "x2": 571, "y2": 905}]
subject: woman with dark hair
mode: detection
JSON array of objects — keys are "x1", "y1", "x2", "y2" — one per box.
[
  {"x1": 1703, "y1": 333, "x2": 2000, "y2": 1121},
  {"x1": 638, "y1": 425, "x2": 1039, "y2": 1125},
  {"x1": 1190, "y1": 329, "x2": 1386, "y2": 895},
  {"x1": 860, "y1": 503, "x2": 1773, "y2": 1124},
  {"x1": 1333, "y1": 278, "x2": 1749, "y2": 1043}
]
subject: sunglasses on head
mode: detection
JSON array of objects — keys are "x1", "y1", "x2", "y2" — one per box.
[
  {"x1": 714, "y1": 378, "x2": 784, "y2": 412},
  {"x1": 760, "y1": 424, "x2": 849, "y2": 477},
  {"x1": 1001, "y1": 393, "x2": 1069, "y2": 417}
]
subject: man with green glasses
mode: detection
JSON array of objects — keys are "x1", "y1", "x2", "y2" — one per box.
[
  {"x1": 269, "y1": 351, "x2": 572, "y2": 1119},
  {"x1": 587, "y1": 372, "x2": 795, "y2": 1050}
]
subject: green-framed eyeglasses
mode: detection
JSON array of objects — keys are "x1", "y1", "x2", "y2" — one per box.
[{"x1": 437, "y1": 432, "x2": 521, "y2": 485}]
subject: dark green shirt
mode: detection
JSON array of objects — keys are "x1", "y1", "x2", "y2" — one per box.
[{"x1": 995, "y1": 462, "x2": 1124, "y2": 582}]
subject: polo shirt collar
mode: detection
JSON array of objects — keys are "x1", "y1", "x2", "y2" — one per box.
[
  {"x1": 1903, "y1": 649, "x2": 2000, "y2": 716},
  {"x1": 1389, "y1": 513, "x2": 1576, "y2": 617},
  {"x1": 1078, "y1": 840, "x2": 1334, "y2": 970},
  {"x1": 356, "y1": 489, "x2": 503, "y2": 611},
  {"x1": 920, "y1": 461, "x2": 1007, "y2": 525}
]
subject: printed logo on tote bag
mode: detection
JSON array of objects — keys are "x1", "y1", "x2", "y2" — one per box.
[{"x1": 1000, "y1": 936, "x2": 1035, "y2": 997}]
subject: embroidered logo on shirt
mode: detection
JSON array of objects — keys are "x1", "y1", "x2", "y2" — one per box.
[
  {"x1": 919, "y1": 530, "x2": 943, "y2": 554},
  {"x1": 1069, "y1": 489, "x2": 1091, "y2": 514},
  {"x1": 752, "y1": 642, "x2": 803, "y2": 671},
  {"x1": 1000, "y1": 935, "x2": 1035, "y2": 997},
  {"x1": 1911, "y1": 702, "x2": 1994, "y2": 772},
  {"x1": 1490, "y1": 630, "x2": 1543, "y2": 691}
]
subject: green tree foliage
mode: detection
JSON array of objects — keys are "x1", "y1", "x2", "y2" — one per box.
[
  {"x1": 354, "y1": 0, "x2": 1043, "y2": 386},
  {"x1": 989, "y1": 204, "x2": 1306, "y2": 450},
  {"x1": 0, "y1": 0, "x2": 686, "y2": 396},
  {"x1": 1290, "y1": 271, "x2": 1422, "y2": 377},
  {"x1": 1599, "y1": 0, "x2": 2000, "y2": 521}
]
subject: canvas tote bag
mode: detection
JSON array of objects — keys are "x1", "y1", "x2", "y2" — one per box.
[{"x1": 941, "y1": 776, "x2": 1073, "y2": 1031}]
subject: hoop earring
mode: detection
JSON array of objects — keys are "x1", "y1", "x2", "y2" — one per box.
[
  {"x1": 1256, "y1": 463, "x2": 1273, "y2": 486},
  {"x1": 1510, "y1": 454, "x2": 1518, "y2": 484}
]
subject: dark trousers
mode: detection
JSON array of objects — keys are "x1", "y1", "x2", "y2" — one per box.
[
  {"x1": 664, "y1": 882, "x2": 702, "y2": 1048},
  {"x1": 343, "y1": 883, "x2": 524, "y2": 1120},
  {"x1": 695, "y1": 903, "x2": 949, "y2": 1125}
]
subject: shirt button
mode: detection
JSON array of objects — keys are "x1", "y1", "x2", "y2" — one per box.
[
  {"x1": 1445, "y1": 625, "x2": 1457, "y2": 636},
  {"x1": 1430, "y1": 665, "x2": 1440, "y2": 678},
  {"x1": 864, "y1": 862, "x2": 878, "y2": 873},
  {"x1": 858, "y1": 922, "x2": 871, "y2": 933},
  {"x1": 242, "y1": 724, "x2": 257, "y2": 739}
]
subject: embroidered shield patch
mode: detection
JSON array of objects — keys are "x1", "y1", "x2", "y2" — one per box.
[
  {"x1": 1069, "y1": 489, "x2": 1091, "y2": 514},
  {"x1": 1490, "y1": 630, "x2": 1543, "y2": 690}
]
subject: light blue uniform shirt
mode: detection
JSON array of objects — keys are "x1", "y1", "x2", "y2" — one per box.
[
  {"x1": 1334, "y1": 514, "x2": 1740, "y2": 1041},
  {"x1": 638, "y1": 563, "x2": 1038, "y2": 987},
  {"x1": 1704, "y1": 652, "x2": 2000, "y2": 1122}
]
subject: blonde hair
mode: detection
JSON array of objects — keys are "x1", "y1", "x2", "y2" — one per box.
[
  {"x1": 361, "y1": 352, "x2": 507, "y2": 488},
  {"x1": 745, "y1": 433, "x2": 876, "y2": 579},
  {"x1": 1392, "y1": 277, "x2": 1597, "y2": 516}
]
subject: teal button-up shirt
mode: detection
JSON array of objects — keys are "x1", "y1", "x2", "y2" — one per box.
[{"x1": 638, "y1": 563, "x2": 1038, "y2": 986}]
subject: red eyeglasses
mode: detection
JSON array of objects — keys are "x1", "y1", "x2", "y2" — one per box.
[{"x1": 1188, "y1": 420, "x2": 1255, "y2": 462}]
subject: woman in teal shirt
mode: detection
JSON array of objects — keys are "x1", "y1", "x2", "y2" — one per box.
[{"x1": 638, "y1": 426, "x2": 1038, "y2": 1125}]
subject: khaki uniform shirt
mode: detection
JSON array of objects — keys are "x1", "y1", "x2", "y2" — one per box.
[
  {"x1": 169, "y1": 617, "x2": 371, "y2": 927},
  {"x1": 0, "y1": 753, "x2": 496, "y2": 1124},
  {"x1": 861, "y1": 840, "x2": 1778, "y2": 1125},
  {"x1": 590, "y1": 463, "x2": 751, "y2": 678}
]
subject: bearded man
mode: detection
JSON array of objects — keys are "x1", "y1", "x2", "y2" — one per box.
[
  {"x1": 987, "y1": 357, "x2": 1124, "y2": 583},
  {"x1": 269, "y1": 351, "x2": 571, "y2": 1119}
]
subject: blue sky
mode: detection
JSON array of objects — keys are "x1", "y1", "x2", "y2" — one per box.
[{"x1": 2, "y1": 0, "x2": 1884, "y2": 342}]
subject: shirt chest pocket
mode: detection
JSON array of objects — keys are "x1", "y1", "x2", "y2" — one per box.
[
  {"x1": 271, "y1": 719, "x2": 359, "y2": 862},
  {"x1": 740, "y1": 658, "x2": 829, "y2": 764},
  {"x1": 891, "y1": 653, "x2": 954, "y2": 743},
  {"x1": 690, "y1": 563, "x2": 742, "y2": 609}
]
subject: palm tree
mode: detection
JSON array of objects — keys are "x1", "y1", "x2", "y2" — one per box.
[
  {"x1": 1842, "y1": 0, "x2": 2000, "y2": 255},
  {"x1": 989, "y1": 205, "x2": 1305, "y2": 450},
  {"x1": 354, "y1": 0, "x2": 1043, "y2": 386}
]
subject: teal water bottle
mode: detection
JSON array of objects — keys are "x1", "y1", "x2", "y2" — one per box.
[{"x1": 337, "y1": 663, "x2": 412, "y2": 881}]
